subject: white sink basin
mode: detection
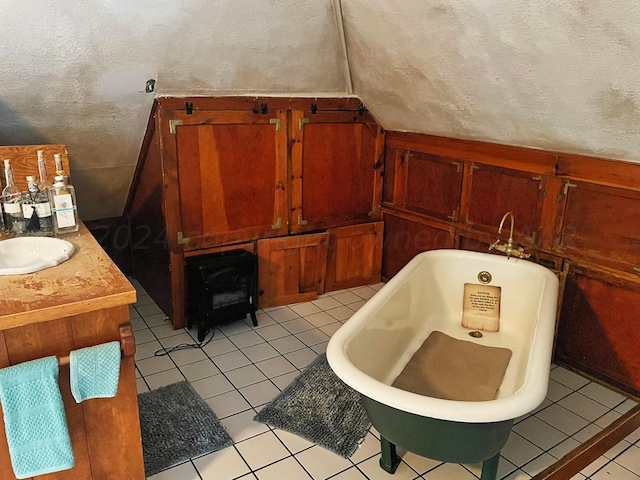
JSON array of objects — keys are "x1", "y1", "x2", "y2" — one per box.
[{"x1": 0, "y1": 237, "x2": 75, "y2": 275}]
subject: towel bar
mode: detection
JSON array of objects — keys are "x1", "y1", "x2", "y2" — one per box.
[{"x1": 58, "y1": 323, "x2": 136, "y2": 366}]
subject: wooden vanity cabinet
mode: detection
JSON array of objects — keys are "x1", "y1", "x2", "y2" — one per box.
[{"x1": 555, "y1": 261, "x2": 640, "y2": 398}]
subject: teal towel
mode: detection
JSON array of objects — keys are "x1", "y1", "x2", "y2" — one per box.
[
  {"x1": 70, "y1": 341, "x2": 121, "y2": 403},
  {"x1": 0, "y1": 356, "x2": 75, "y2": 479}
]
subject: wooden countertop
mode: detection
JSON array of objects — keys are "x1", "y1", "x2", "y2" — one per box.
[{"x1": 0, "y1": 223, "x2": 136, "y2": 331}]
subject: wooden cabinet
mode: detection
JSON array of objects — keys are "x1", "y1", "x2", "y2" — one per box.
[
  {"x1": 460, "y1": 163, "x2": 545, "y2": 247},
  {"x1": 383, "y1": 149, "x2": 463, "y2": 222},
  {"x1": 174, "y1": 110, "x2": 288, "y2": 249},
  {"x1": 555, "y1": 262, "x2": 640, "y2": 397},
  {"x1": 554, "y1": 179, "x2": 640, "y2": 274},
  {"x1": 325, "y1": 222, "x2": 384, "y2": 291},
  {"x1": 257, "y1": 233, "x2": 329, "y2": 308},
  {"x1": 381, "y1": 210, "x2": 454, "y2": 280},
  {"x1": 127, "y1": 97, "x2": 384, "y2": 326},
  {"x1": 290, "y1": 109, "x2": 384, "y2": 233}
]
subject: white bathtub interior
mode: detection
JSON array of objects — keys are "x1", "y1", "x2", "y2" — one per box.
[{"x1": 342, "y1": 252, "x2": 552, "y2": 402}]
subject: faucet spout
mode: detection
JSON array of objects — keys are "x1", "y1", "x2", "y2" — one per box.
[
  {"x1": 489, "y1": 211, "x2": 530, "y2": 259},
  {"x1": 498, "y1": 211, "x2": 515, "y2": 251}
]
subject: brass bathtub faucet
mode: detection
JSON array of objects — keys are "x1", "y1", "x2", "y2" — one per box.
[{"x1": 489, "y1": 211, "x2": 531, "y2": 259}]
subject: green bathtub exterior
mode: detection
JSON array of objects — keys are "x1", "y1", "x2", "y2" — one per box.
[{"x1": 361, "y1": 395, "x2": 513, "y2": 480}]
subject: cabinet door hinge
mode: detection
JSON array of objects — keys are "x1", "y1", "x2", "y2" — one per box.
[
  {"x1": 299, "y1": 118, "x2": 309, "y2": 130},
  {"x1": 564, "y1": 182, "x2": 577, "y2": 195},
  {"x1": 177, "y1": 231, "x2": 190, "y2": 244},
  {"x1": 169, "y1": 119, "x2": 183, "y2": 134},
  {"x1": 298, "y1": 214, "x2": 308, "y2": 226},
  {"x1": 271, "y1": 217, "x2": 282, "y2": 229},
  {"x1": 270, "y1": 118, "x2": 281, "y2": 131}
]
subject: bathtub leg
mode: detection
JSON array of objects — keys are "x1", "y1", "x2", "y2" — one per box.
[
  {"x1": 480, "y1": 451, "x2": 500, "y2": 480},
  {"x1": 379, "y1": 436, "x2": 401, "y2": 474}
]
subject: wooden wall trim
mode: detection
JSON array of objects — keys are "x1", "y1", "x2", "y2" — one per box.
[
  {"x1": 385, "y1": 130, "x2": 640, "y2": 191},
  {"x1": 385, "y1": 131, "x2": 557, "y2": 175},
  {"x1": 531, "y1": 403, "x2": 640, "y2": 480},
  {"x1": 156, "y1": 96, "x2": 365, "y2": 112},
  {"x1": 557, "y1": 155, "x2": 640, "y2": 191}
]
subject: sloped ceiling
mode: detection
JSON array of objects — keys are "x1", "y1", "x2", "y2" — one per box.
[{"x1": 1, "y1": 1, "x2": 639, "y2": 220}]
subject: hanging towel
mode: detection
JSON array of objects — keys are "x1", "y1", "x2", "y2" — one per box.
[
  {"x1": 70, "y1": 341, "x2": 121, "y2": 403},
  {"x1": 0, "y1": 356, "x2": 75, "y2": 479}
]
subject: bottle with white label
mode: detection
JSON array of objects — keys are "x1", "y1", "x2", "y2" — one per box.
[
  {"x1": 23, "y1": 175, "x2": 54, "y2": 235},
  {"x1": 49, "y1": 175, "x2": 79, "y2": 236},
  {"x1": 2, "y1": 159, "x2": 26, "y2": 235}
]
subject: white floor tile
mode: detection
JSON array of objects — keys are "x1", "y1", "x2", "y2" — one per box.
[
  {"x1": 535, "y1": 404, "x2": 589, "y2": 435},
  {"x1": 226, "y1": 364, "x2": 268, "y2": 389},
  {"x1": 179, "y1": 359, "x2": 220, "y2": 382},
  {"x1": 255, "y1": 356, "x2": 297, "y2": 378},
  {"x1": 147, "y1": 460, "x2": 200, "y2": 480},
  {"x1": 239, "y1": 379, "x2": 281, "y2": 407},
  {"x1": 190, "y1": 373, "x2": 235, "y2": 399},
  {"x1": 222, "y1": 409, "x2": 270, "y2": 443},
  {"x1": 206, "y1": 389, "x2": 252, "y2": 419},
  {"x1": 144, "y1": 368, "x2": 185, "y2": 390},
  {"x1": 295, "y1": 445, "x2": 354, "y2": 479},
  {"x1": 234, "y1": 431, "x2": 290, "y2": 471},
  {"x1": 194, "y1": 446, "x2": 251, "y2": 480},
  {"x1": 357, "y1": 455, "x2": 417, "y2": 479},
  {"x1": 254, "y1": 456, "x2": 312, "y2": 480},
  {"x1": 212, "y1": 350, "x2": 252, "y2": 372},
  {"x1": 132, "y1": 280, "x2": 640, "y2": 480}
]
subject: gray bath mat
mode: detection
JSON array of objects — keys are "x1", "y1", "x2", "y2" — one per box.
[
  {"x1": 254, "y1": 353, "x2": 371, "y2": 458},
  {"x1": 138, "y1": 381, "x2": 233, "y2": 476}
]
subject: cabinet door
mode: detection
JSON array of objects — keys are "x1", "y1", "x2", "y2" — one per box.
[
  {"x1": 381, "y1": 211, "x2": 454, "y2": 280},
  {"x1": 175, "y1": 110, "x2": 288, "y2": 250},
  {"x1": 555, "y1": 262, "x2": 640, "y2": 397},
  {"x1": 257, "y1": 233, "x2": 329, "y2": 308},
  {"x1": 325, "y1": 222, "x2": 383, "y2": 292},
  {"x1": 384, "y1": 149, "x2": 463, "y2": 222},
  {"x1": 461, "y1": 163, "x2": 544, "y2": 247},
  {"x1": 290, "y1": 110, "x2": 384, "y2": 233},
  {"x1": 555, "y1": 180, "x2": 640, "y2": 273}
]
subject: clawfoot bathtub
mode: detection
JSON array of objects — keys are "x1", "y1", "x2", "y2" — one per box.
[{"x1": 327, "y1": 249, "x2": 559, "y2": 480}]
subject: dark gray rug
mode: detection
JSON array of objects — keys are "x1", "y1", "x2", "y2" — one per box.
[
  {"x1": 254, "y1": 354, "x2": 371, "y2": 458},
  {"x1": 138, "y1": 381, "x2": 232, "y2": 476}
]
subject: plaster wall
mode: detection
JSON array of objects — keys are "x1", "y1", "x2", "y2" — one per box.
[
  {"x1": 0, "y1": 0, "x2": 347, "y2": 220},
  {"x1": 342, "y1": 0, "x2": 640, "y2": 162},
  {"x1": 1, "y1": 1, "x2": 640, "y2": 220}
]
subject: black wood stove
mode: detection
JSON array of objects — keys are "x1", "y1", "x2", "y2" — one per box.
[{"x1": 187, "y1": 249, "x2": 258, "y2": 341}]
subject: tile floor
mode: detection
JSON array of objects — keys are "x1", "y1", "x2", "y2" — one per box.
[{"x1": 129, "y1": 278, "x2": 640, "y2": 480}]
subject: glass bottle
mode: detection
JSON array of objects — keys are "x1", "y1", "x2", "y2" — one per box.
[
  {"x1": 2, "y1": 159, "x2": 26, "y2": 235},
  {"x1": 49, "y1": 175, "x2": 79, "y2": 236},
  {"x1": 37, "y1": 150, "x2": 52, "y2": 191},
  {"x1": 54, "y1": 153, "x2": 70, "y2": 185},
  {"x1": 23, "y1": 175, "x2": 54, "y2": 235}
]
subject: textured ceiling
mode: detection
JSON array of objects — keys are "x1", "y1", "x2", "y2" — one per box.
[{"x1": 1, "y1": 1, "x2": 639, "y2": 220}]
